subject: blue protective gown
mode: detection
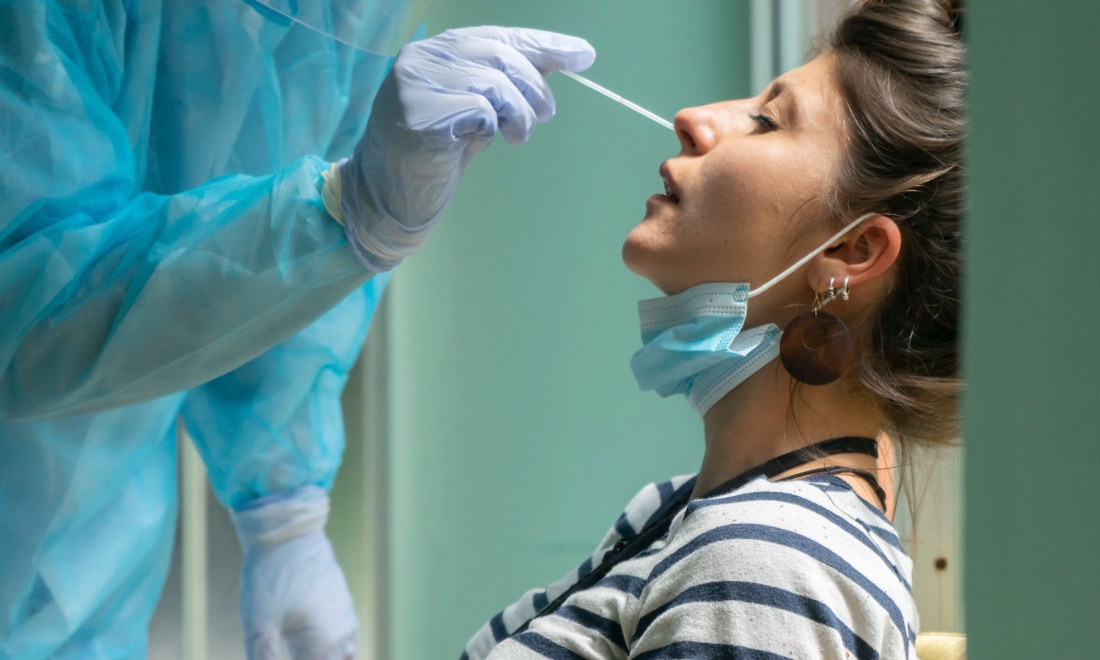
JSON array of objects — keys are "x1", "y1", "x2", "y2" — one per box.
[{"x1": 0, "y1": 0, "x2": 407, "y2": 656}]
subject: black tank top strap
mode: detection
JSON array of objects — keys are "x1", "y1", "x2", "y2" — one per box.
[
  {"x1": 777, "y1": 465, "x2": 889, "y2": 511},
  {"x1": 699, "y1": 435, "x2": 879, "y2": 499}
]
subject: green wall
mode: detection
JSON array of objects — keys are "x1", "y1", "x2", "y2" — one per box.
[
  {"x1": 964, "y1": 1, "x2": 1100, "y2": 655},
  {"x1": 381, "y1": 2, "x2": 749, "y2": 657}
]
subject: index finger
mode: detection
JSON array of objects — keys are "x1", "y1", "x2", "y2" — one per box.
[{"x1": 449, "y1": 26, "x2": 596, "y2": 75}]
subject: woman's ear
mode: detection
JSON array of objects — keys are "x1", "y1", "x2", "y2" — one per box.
[{"x1": 808, "y1": 214, "x2": 902, "y2": 291}]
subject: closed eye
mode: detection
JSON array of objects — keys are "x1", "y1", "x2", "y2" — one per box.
[{"x1": 749, "y1": 113, "x2": 777, "y2": 130}]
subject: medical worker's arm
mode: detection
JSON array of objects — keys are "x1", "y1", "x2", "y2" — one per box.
[
  {"x1": 0, "y1": 4, "x2": 369, "y2": 420},
  {"x1": 180, "y1": 277, "x2": 387, "y2": 659},
  {"x1": 0, "y1": 7, "x2": 594, "y2": 420},
  {"x1": 335, "y1": 27, "x2": 597, "y2": 271}
]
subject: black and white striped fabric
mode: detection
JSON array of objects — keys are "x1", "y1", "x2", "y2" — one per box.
[{"x1": 461, "y1": 473, "x2": 917, "y2": 659}]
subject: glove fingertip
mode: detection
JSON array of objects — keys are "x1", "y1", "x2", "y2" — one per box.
[
  {"x1": 559, "y1": 38, "x2": 596, "y2": 73},
  {"x1": 498, "y1": 109, "x2": 538, "y2": 145},
  {"x1": 340, "y1": 631, "x2": 359, "y2": 658},
  {"x1": 535, "y1": 35, "x2": 595, "y2": 74},
  {"x1": 501, "y1": 131, "x2": 530, "y2": 146},
  {"x1": 536, "y1": 101, "x2": 556, "y2": 124}
]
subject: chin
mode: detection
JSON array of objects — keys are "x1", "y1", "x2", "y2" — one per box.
[
  {"x1": 621, "y1": 227, "x2": 653, "y2": 276},
  {"x1": 621, "y1": 233, "x2": 679, "y2": 295}
]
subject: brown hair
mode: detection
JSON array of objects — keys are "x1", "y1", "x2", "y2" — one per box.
[{"x1": 825, "y1": 0, "x2": 966, "y2": 450}]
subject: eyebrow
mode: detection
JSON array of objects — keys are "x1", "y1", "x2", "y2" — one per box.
[{"x1": 764, "y1": 80, "x2": 801, "y2": 127}]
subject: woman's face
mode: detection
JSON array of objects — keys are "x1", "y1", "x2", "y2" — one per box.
[{"x1": 623, "y1": 53, "x2": 849, "y2": 322}]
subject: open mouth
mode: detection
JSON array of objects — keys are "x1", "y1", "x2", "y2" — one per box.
[
  {"x1": 663, "y1": 178, "x2": 680, "y2": 203},
  {"x1": 659, "y1": 163, "x2": 681, "y2": 204}
]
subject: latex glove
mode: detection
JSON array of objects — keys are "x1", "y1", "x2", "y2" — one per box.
[
  {"x1": 232, "y1": 486, "x2": 357, "y2": 660},
  {"x1": 334, "y1": 26, "x2": 596, "y2": 271}
]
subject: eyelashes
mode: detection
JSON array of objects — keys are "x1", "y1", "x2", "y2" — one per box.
[{"x1": 749, "y1": 113, "x2": 777, "y2": 130}]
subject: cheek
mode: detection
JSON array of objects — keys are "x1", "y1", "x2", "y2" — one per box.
[
  {"x1": 622, "y1": 212, "x2": 744, "y2": 293},
  {"x1": 622, "y1": 146, "x2": 833, "y2": 290},
  {"x1": 690, "y1": 164, "x2": 777, "y2": 255},
  {"x1": 704, "y1": 151, "x2": 794, "y2": 222}
]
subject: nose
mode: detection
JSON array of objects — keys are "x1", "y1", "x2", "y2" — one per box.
[
  {"x1": 673, "y1": 105, "x2": 711, "y2": 154},
  {"x1": 673, "y1": 101, "x2": 747, "y2": 155}
]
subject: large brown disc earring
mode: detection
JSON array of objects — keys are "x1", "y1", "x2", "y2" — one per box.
[{"x1": 780, "y1": 277, "x2": 854, "y2": 386}]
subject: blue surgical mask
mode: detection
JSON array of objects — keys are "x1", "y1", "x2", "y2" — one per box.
[{"x1": 629, "y1": 213, "x2": 874, "y2": 417}]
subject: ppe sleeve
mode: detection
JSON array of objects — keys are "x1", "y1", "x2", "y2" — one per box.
[
  {"x1": 180, "y1": 275, "x2": 388, "y2": 509},
  {"x1": 0, "y1": 3, "x2": 372, "y2": 420}
]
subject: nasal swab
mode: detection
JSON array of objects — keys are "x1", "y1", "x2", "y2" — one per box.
[
  {"x1": 245, "y1": 8, "x2": 676, "y2": 135},
  {"x1": 559, "y1": 71, "x2": 675, "y2": 131}
]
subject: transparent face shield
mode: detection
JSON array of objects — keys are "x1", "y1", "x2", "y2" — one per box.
[{"x1": 245, "y1": 0, "x2": 434, "y2": 56}]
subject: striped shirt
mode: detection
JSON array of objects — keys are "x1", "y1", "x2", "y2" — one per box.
[{"x1": 462, "y1": 473, "x2": 917, "y2": 659}]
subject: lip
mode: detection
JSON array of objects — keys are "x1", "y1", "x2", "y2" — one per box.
[{"x1": 658, "y1": 161, "x2": 681, "y2": 203}]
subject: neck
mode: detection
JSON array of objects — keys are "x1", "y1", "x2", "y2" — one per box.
[{"x1": 692, "y1": 359, "x2": 882, "y2": 498}]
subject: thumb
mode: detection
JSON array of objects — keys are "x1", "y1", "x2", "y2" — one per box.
[{"x1": 450, "y1": 26, "x2": 596, "y2": 75}]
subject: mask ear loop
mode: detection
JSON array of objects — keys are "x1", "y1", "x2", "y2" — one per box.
[{"x1": 746, "y1": 212, "x2": 876, "y2": 299}]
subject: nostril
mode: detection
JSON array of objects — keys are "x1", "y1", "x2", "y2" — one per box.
[{"x1": 677, "y1": 128, "x2": 696, "y2": 150}]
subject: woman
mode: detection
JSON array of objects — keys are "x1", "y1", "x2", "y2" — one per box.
[{"x1": 463, "y1": 0, "x2": 964, "y2": 657}]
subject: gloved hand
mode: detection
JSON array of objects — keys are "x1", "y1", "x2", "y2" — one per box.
[
  {"x1": 232, "y1": 486, "x2": 357, "y2": 660},
  {"x1": 332, "y1": 26, "x2": 596, "y2": 271}
]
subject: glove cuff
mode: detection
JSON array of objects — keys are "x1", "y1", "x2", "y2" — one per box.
[
  {"x1": 231, "y1": 485, "x2": 329, "y2": 548},
  {"x1": 328, "y1": 159, "x2": 401, "y2": 273},
  {"x1": 336, "y1": 157, "x2": 406, "y2": 273},
  {"x1": 321, "y1": 161, "x2": 346, "y2": 227}
]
